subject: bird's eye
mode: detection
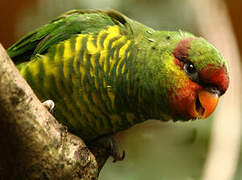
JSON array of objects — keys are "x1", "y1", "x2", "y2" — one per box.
[
  {"x1": 184, "y1": 62, "x2": 196, "y2": 74},
  {"x1": 184, "y1": 62, "x2": 199, "y2": 81}
]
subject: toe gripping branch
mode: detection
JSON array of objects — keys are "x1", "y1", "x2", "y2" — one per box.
[
  {"x1": 108, "y1": 136, "x2": 125, "y2": 163},
  {"x1": 88, "y1": 135, "x2": 125, "y2": 171},
  {"x1": 42, "y1": 100, "x2": 55, "y2": 114}
]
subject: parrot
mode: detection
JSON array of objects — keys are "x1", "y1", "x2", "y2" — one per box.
[{"x1": 7, "y1": 9, "x2": 229, "y2": 160}]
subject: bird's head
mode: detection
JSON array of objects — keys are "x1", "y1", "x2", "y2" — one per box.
[
  {"x1": 169, "y1": 36, "x2": 229, "y2": 120},
  {"x1": 136, "y1": 31, "x2": 229, "y2": 121}
]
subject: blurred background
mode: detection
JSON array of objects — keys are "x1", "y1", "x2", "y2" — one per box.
[{"x1": 0, "y1": 0, "x2": 241, "y2": 179}]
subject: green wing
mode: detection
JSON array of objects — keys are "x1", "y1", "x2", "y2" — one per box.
[{"x1": 7, "y1": 9, "x2": 129, "y2": 64}]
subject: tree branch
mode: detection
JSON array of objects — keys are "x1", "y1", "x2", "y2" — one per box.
[{"x1": 0, "y1": 43, "x2": 108, "y2": 179}]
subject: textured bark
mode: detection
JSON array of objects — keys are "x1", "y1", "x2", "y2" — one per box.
[{"x1": 0, "y1": 43, "x2": 108, "y2": 179}]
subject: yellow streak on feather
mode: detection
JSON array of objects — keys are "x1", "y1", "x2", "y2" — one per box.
[
  {"x1": 63, "y1": 40, "x2": 73, "y2": 80},
  {"x1": 86, "y1": 35, "x2": 100, "y2": 78},
  {"x1": 107, "y1": 86, "x2": 115, "y2": 109},
  {"x1": 87, "y1": 35, "x2": 98, "y2": 55},
  {"x1": 107, "y1": 25, "x2": 120, "y2": 36},
  {"x1": 121, "y1": 41, "x2": 131, "y2": 75},
  {"x1": 103, "y1": 26, "x2": 121, "y2": 49},
  {"x1": 119, "y1": 40, "x2": 130, "y2": 58},
  {"x1": 75, "y1": 35, "x2": 84, "y2": 52},
  {"x1": 80, "y1": 51, "x2": 86, "y2": 84},
  {"x1": 116, "y1": 41, "x2": 130, "y2": 76},
  {"x1": 41, "y1": 56, "x2": 52, "y2": 90},
  {"x1": 108, "y1": 50, "x2": 116, "y2": 74},
  {"x1": 99, "y1": 50, "x2": 107, "y2": 67},
  {"x1": 97, "y1": 29, "x2": 106, "y2": 49},
  {"x1": 52, "y1": 44, "x2": 65, "y2": 96},
  {"x1": 24, "y1": 59, "x2": 40, "y2": 77},
  {"x1": 111, "y1": 36, "x2": 126, "y2": 48},
  {"x1": 54, "y1": 43, "x2": 61, "y2": 63},
  {"x1": 63, "y1": 40, "x2": 72, "y2": 60},
  {"x1": 70, "y1": 36, "x2": 83, "y2": 89}
]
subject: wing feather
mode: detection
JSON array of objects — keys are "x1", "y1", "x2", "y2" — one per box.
[{"x1": 7, "y1": 9, "x2": 128, "y2": 64}]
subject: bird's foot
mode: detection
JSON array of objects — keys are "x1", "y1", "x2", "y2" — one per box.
[
  {"x1": 42, "y1": 100, "x2": 55, "y2": 114},
  {"x1": 107, "y1": 136, "x2": 125, "y2": 162},
  {"x1": 89, "y1": 135, "x2": 125, "y2": 163}
]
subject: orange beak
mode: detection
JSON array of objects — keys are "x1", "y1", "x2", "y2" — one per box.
[{"x1": 189, "y1": 90, "x2": 219, "y2": 119}]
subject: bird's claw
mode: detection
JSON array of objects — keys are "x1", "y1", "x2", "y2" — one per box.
[
  {"x1": 112, "y1": 150, "x2": 125, "y2": 163},
  {"x1": 106, "y1": 136, "x2": 125, "y2": 162},
  {"x1": 89, "y1": 135, "x2": 125, "y2": 163},
  {"x1": 42, "y1": 100, "x2": 55, "y2": 114}
]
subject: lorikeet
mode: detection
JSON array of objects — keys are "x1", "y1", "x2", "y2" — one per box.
[{"x1": 8, "y1": 10, "x2": 229, "y2": 144}]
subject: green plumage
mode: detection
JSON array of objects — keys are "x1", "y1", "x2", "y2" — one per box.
[
  {"x1": 8, "y1": 10, "x2": 116, "y2": 63},
  {"x1": 8, "y1": 10, "x2": 228, "y2": 142}
]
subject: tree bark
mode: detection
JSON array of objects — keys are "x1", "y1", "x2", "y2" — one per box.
[{"x1": 0, "y1": 43, "x2": 107, "y2": 179}]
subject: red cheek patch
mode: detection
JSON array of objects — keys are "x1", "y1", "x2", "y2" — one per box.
[{"x1": 169, "y1": 80, "x2": 201, "y2": 116}]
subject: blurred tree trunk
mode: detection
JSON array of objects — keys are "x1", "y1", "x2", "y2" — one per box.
[
  {"x1": 225, "y1": 0, "x2": 242, "y2": 55},
  {"x1": 189, "y1": 0, "x2": 241, "y2": 180},
  {"x1": 0, "y1": 0, "x2": 38, "y2": 48},
  {"x1": 0, "y1": 43, "x2": 108, "y2": 179}
]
